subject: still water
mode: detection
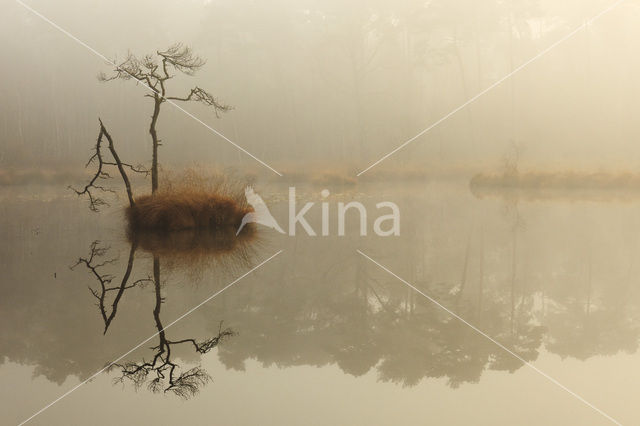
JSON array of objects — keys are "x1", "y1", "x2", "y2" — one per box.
[{"x1": 2, "y1": 181, "x2": 640, "y2": 425}]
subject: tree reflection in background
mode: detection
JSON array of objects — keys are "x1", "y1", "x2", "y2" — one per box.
[
  {"x1": 4, "y1": 187, "x2": 640, "y2": 396},
  {"x1": 72, "y1": 225, "x2": 256, "y2": 397}
]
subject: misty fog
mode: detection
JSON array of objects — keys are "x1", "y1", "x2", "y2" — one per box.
[
  {"x1": 2, "y1": 0, "x2": 639, "y2": 177},
  {"x1": 5, "y1": 1, "x2": 640, "y2": 425}
]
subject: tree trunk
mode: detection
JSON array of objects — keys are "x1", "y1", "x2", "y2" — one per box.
[
  {"x1": 149, "y1": 97, "x2": 162, "y2": 194},
  {"x1": 99, "y1": 120, "x2": 135, "y2": 208},
  {"x1": 103, "y1": 240, "x2": 138, "y2": 334}
]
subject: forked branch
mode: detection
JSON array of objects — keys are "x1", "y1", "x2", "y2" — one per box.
[
  {"x1": 72, "y1": 240, "x2": 152, "y2": 334},
  {"x1": 167, "y1": 87, "x2": 232, "y2": 117},
  {"x1": 70, "y1": 119, "x2": 148, "y2": 211}
]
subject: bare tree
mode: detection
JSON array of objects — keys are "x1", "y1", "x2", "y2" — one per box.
[
  {"x1": 99, "y1": 43, "x2": 231, "y2": 194},
  {"x1": 70, "y1": 119, "x2": 147, "y2": 212},
  {"x1": 71, "y1": 240, "x2": 152, "y2": 334},
  {"x1": 106, "y1": 255, "x2": 235, "y2": 397},
  {"x1": 74, "y1": 242, "x2": 236, "y2": 397}
]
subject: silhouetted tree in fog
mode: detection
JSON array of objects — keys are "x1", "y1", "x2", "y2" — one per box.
[
  {"x1": 99, "y1": 43, "x2": 231, "y2": 193},
  {"x1": 70, "y1": 119, "x2": 147, "y2": 211},
  {"x1": 74, "y1": 241, "x2": 236, "y2": 397}
]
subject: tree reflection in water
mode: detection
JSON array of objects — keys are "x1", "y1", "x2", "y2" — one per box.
[
  {"x1": 36, "y1": 197, "x2": 640, "y2": 394},
  {"x1": 73, "y1": 225, "x2": 256, "y2": 397}
]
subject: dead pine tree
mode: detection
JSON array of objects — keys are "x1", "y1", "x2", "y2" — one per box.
[
  {"x1": 70, "y1": 119, "x2": 148, "y2": 212},
  {"x1": 98, "y1": 43, "x2": 231, "y2": 194}
]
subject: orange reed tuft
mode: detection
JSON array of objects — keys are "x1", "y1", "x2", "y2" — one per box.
[{"x1": 126, "y1": 191, "x2": 252, "y2": 232}]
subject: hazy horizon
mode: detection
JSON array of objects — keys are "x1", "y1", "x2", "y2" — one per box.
[{"x1": 3, "y1": 0, "x2": 640, "y2": 176}]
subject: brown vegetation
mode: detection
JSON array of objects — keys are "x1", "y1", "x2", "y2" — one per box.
[
  {"x1": 158, "y1": 167, "x2": 251, "y2": 206},
  {"x1": 131, "y1": 219, "x2": 256, "y2": 255},
  {"x1": 125, "y1": 167, "x2": 254, "y2": 232},
  {"x1": 270, "y1": 163, "x2": 473, "y2": 186},
  {"x1": 129, "y1": 224, "x2": 257, "y2": 274},
  {"x1": 126, "y1": 191, "x2": 251, "y2": 231},
  {"x1": 470, "y1": 171, "x2": 640, "y2": 201}
]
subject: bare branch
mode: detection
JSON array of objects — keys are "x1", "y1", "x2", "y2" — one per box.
[
  {"x1": 73, "y1": 241, "x2": 150, "y2": 334},
  {"x1": 165, "y1": 366, "x2": 211, "y2": 398},
  {"x1": 167, "y1": 87, "x2": 232, "y2": 117},
  {"x1": 68, "y1": 127, "x2": 113, "y2": 212},
  {"x1": 168, "y1": 324, "x2": 235, "y2": 353},
  {"x1": 108, "y1": 292, "x2": 234, "y2": 398},
  {"x1": 99, "y1": 52, "x2": 160, "y2": 92},
  {"x1": 97, "y1": 43, "x2": 231, "y2": 194},
  {"x1": 157, "y1": 43, "x2": 206, "y2": 75},
  {"x1": 70, "y1": 120, "x2": 147, "y2": 212},
  {"x1": 99, "y1": 118, "x2": 141, "y2": 209}
]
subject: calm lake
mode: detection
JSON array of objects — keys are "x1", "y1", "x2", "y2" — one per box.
[{"x1": 2, "y1": 180, "x2": 639, "y2": 425}]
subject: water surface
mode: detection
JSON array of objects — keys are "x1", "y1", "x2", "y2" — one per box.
[{"x1": 2, "y1": 181, "x2": 639, "y2": 425}]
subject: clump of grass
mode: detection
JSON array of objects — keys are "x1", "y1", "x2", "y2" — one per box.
[
  {"x1": 159, "y1": 168, "x2": 249, "y2": 202},
  {"x1": 126, "y1": 192, "x2": 251, "y2": 231},
  {"x1": 126, "y1": 167, "x2": 253, "y2": 232}
]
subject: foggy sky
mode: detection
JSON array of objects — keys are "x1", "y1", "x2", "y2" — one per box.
[{"x1": 1, "y1": 0, "x2": 639, "y2": 175}]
